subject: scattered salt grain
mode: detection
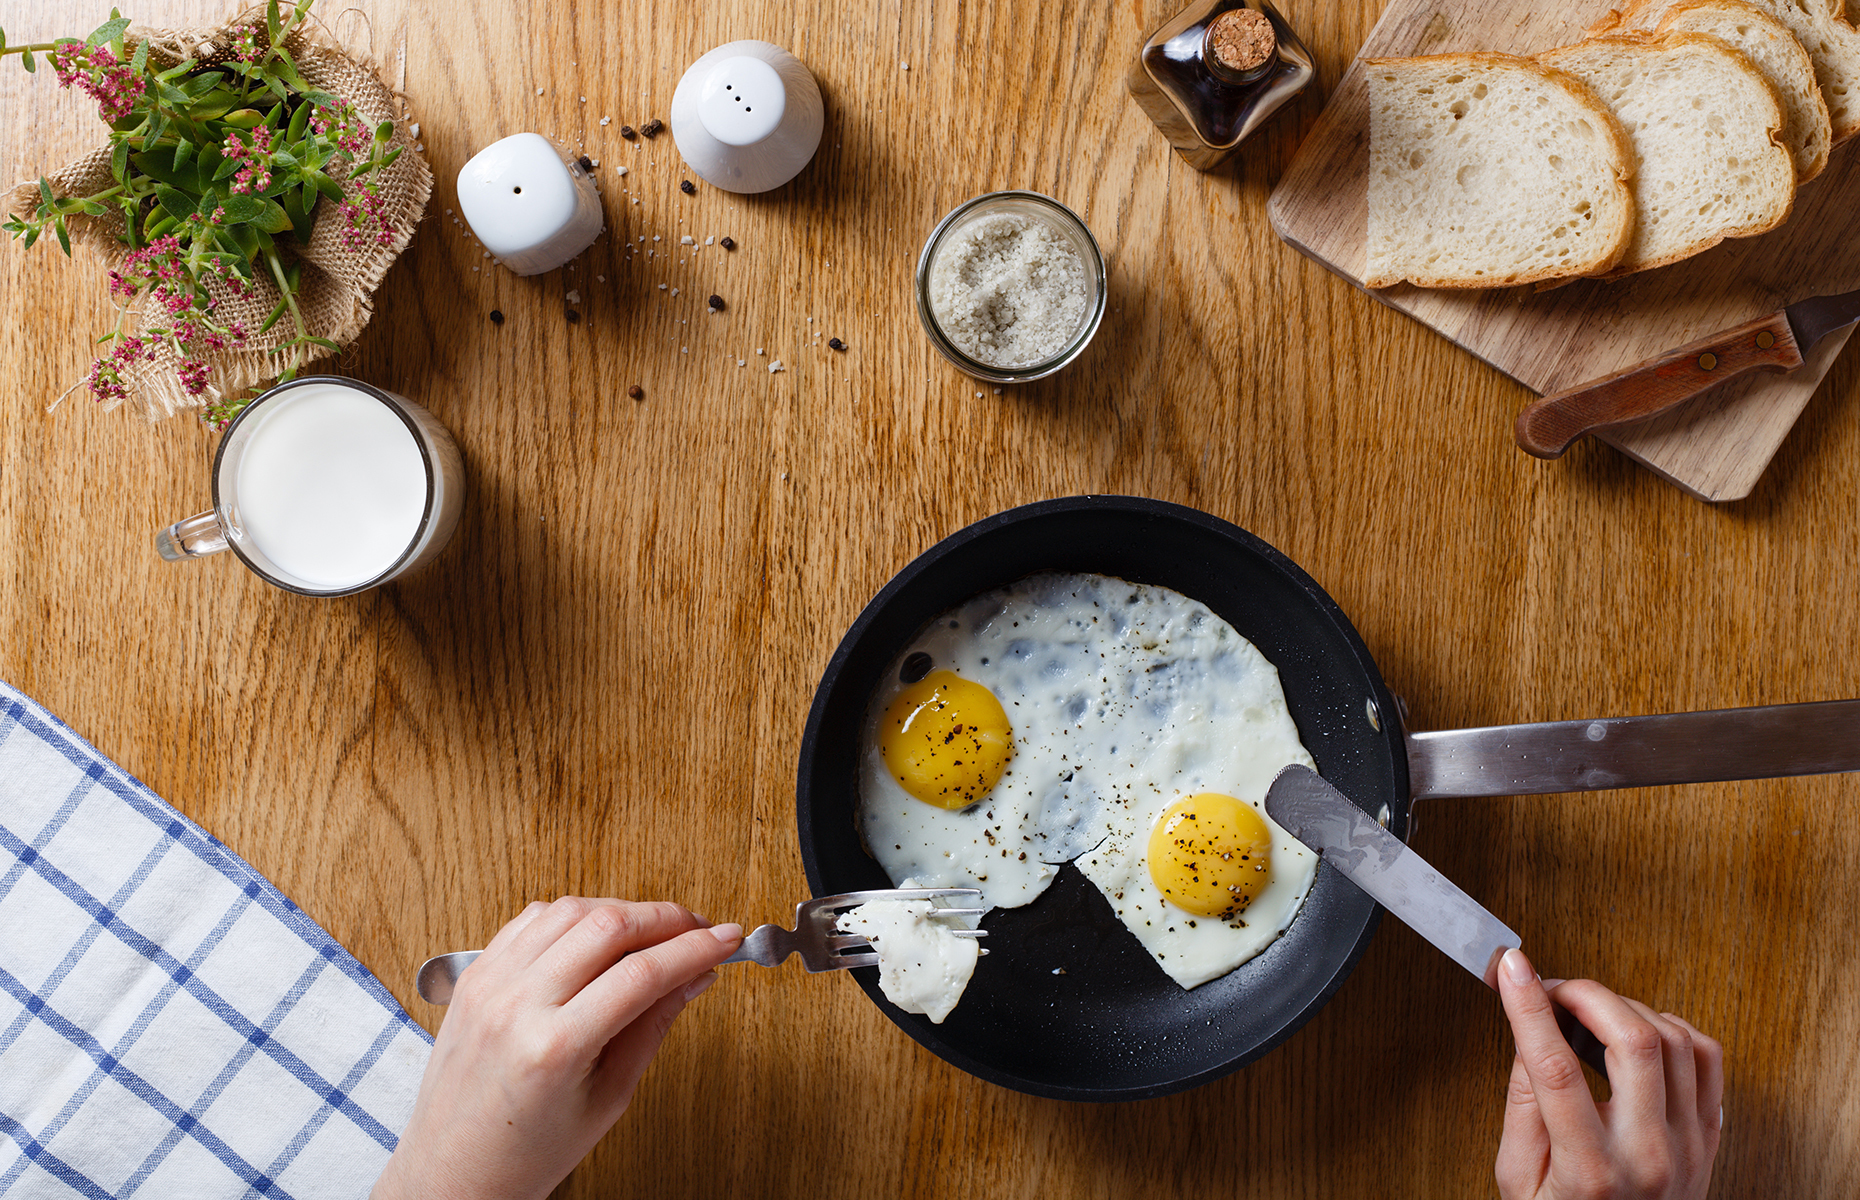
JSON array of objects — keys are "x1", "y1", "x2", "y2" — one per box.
[
  {"x1": 671, "y1": 288, "x2": 679, "y2": 295},
  {"x1": 658, "y1": 283, "x2": 667, "y2": 290},
  {"x1": 681, "y1": 235, "x2": 695, "y2": 245},
  {"x1": 653, "y1": 235, "x2": 661, "y2": 241},
  {"x1": 704, "y1": 236, "x2": 714, "y2": 245},
  {"x1": 597, "y1": 275, "x2": 605, "y2": 282},
  {"x1": 682, "y1": 347, "x2": 688, "y2": 353},
  {"x1": 769, "y1": 360, "x2": 784, "y2": 373},
  {"x1": 536, "y1": 87, "x2": 544, "y2": 95},
  {"x1": 928, "y1": 213, "x2": 1087, "y2": 367},
  {"x1": 994, "y1": 388, "x2": 1002, "y2": 394},
  {"x1": 601, "y1": 116, "x2": 611, "y2": 125},
  {"x1": 617, "y1": 165, "x2": 628, "y2": 176},
  {"x1": 756, "y1": 348, "x2": 764, "y2": 355},
  {"x1": 566, "y1": 289, "x2": 581, "y2": 303}
]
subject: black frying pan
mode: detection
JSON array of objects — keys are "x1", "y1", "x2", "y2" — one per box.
[{"x1": 794, "y1": 496, "x2": 1860, "y2": 1101}]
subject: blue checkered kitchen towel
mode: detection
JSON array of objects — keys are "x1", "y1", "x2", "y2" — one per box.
[{"x1": 0, "y1": 680, "x2": 430, "y2": 1198}]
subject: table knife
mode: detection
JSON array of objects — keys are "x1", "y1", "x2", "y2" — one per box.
[
  {"x1": 1264, "y1": 765, "x2": 1609, "y2": 1079},
  {"x1": 1514, "y1": 284, "x2": 1860, "y2": 458}
]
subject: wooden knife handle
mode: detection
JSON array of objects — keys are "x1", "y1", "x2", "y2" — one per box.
[{"x1": 1514, "y1": 311, "x2": 1805, "y2": 459}]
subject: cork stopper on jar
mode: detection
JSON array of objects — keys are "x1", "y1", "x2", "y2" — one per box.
[{"x1": 1206, "y1": 8, "x2": 1276, "y2": 79}]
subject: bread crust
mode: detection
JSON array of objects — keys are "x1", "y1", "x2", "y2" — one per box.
[
  {"x1": 1658, "y1": 0, "x2": 1832, "y2": 183},
  {"x1": 1536, "y1": 32, "x2": 1795, "y2": 277},
  {"x1": 1362, "y1": 52, "x2": 1637, "y2": 289}
]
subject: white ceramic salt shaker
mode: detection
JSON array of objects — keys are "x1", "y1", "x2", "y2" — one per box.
[
  {"x1": 455, "y1": 132, "x2": 604, "y2": 276},
  {"x1": 670, "y1": 41, "x2": 824, "y2": 193}
]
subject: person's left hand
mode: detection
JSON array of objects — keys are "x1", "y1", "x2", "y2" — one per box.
[{"x1": 371, "y1": 896, "x2": 742, "y2": 1200}]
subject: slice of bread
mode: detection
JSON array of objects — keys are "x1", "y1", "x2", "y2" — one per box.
[
  {"x1": 1605, "y1": 0, "x2": 1860, "y2": 142},
  {"x1": 1537, "y1": 33, "x2": 1795, "y2": 276},
  {"x1": 1657, "y1": 1, "x2": 1832, "y2": 182},
  {"x1": 1364, "y1": 53, "x2": 1635, "y2": 288}
]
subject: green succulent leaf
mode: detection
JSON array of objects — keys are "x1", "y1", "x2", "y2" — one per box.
[
  {"x1": 110, "y1": 140, "x2": 130, "y2": 183},
  {"x1": 21, "y1": 48, "x2": 35, "y2": 73},
  {"x1": 267, "y1": 0, "x2": 282, "y2": 46},
  {"x1": 76, "y1": 200, "x2": 110, "y2": 216},
  {"x1": 87, "y1": 16, "x2": 132, "y2": 47},
  {"x1": 23, "y1": 225, "x2": 39, "y2": 249},
  {"x1": 213, "y1": 153, "x2": 244, "y2": 181},
  {"x1": 156, "y1": 58, "x2": 196, "y2": 82},
  {"x1": 258, "y1": 294, "x2": 290, "y2": 334},
  {"x1": 131, "y1": 151, "x2": 201, "y2": 191},
  {"x1": 287, "y1": 100, "x2": 310, "y2": 143},
  {"x1": 54, "y1": 215, "x2": 71, "y2": 256},
  {"x1": 255, "y1": 197, "x2": 294, "y2": 234},
  {"x1": 130, "y1": 36, "x2": 148, "y2": 74},
  {"x1": 218, "y1": 194, "x2": 267, "y2": 226},
  {"x1": 312, "y1": 172, "x2": 344, "y2": 203},
  {"x1": 374, "y1": 120, "x2": 395, "y2": 143},
  {"x1": 38, "y1": 177, "x2": 53, "y2": 208},
  {"x1": 153, "y1": 185, "x2": 193, "y2": 218},
  {"x1": 172, "y1": 138, "x2": 196, "y2": 173},
  {"x1": 300, "y1": 178, "x2": 316, "y2": 213},
  {"x1": 222, "y1": 108, "x2": 263, "y2": 129},
  {"x1": 269, "y1": 148, "x2": 300, "y2": 171}
]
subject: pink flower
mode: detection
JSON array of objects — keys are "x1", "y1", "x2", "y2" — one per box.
[
  {"x1": 177, "y1": 358, "x2": 210, "y2": 396},
  {"x1": 50, "y1": 42, "x2": 144, "y2": 123},
  {"x1": 338, "y1": 181, "x2": 392, "y2": 252}
]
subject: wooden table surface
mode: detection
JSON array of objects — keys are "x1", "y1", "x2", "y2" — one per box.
[{"x1": 4, "y1": 0, "x2": 1858, "y2": 1196}]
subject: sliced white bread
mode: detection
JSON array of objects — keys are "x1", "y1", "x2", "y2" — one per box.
[
  {"x1": 1364, "y1": 53, "x2": 1635, "y2": 288},
  {"x1": 1537, "y1": 33, "x2": 1794, "y2": 276},
  {"x1": 1657, "y1": 1, "x2": 1832, "y2": 182},
  {"x1": 1604, "y1": 0, "x2": 1860, "y2": 142}
]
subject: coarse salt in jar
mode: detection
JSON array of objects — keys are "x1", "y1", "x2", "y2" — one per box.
[{"x1": 916, "y1": 191, "x2": 1107, "y2": 384}]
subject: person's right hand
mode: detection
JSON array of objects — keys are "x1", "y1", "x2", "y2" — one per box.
[
  {"x1": 1495, "y1": 949, "x2": 1723, "y2": 1200},
  {"x1": 371, "y1": 896, "x2": 742, "y2": 1200}
]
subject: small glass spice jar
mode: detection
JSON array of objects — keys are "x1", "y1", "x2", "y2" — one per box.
[
  {"x1": 1126, "y1": 0, "x2": 1314, "y2": 171},
  {"x1": 915, "y1": 192, "x2": 1107, "y2": 385}
]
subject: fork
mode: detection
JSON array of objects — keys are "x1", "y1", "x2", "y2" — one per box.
[{"x1": 414, "y1": 889, "x2": 986, "y2": 1004}]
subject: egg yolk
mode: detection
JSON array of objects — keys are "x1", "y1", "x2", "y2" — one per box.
[
  {"x1": 1148, "y1": 793, "x2": 1273, "y2": 920},
  {"x1": 880, "y1": 670, "x2": 1013, "y2": 809}
]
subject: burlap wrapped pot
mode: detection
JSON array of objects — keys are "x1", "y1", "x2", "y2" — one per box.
[{"x1": 2, "y1": 6, "x2": 432, "y2": 420}]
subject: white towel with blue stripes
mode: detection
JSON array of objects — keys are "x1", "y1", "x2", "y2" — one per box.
[{"x1": 0, "y1": 680, "x2": 430, "y2": 1198}]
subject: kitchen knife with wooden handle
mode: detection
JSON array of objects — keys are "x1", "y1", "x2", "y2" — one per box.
[{"x1": 1515, "y1": 285, "x2": 1860, "y2": 458}]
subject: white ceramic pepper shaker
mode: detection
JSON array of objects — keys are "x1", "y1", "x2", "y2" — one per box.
[
  {"x1": 670, "y1": 41, "x2": 824, "y2": 193},
  {"x1": 455, "y1": 132, "x2": 605, "y2": 276}
]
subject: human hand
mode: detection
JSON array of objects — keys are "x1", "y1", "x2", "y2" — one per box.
[
  {"x1": 1495, "y1": 949, "x2": 1723, "y2": 1200},
  {"x1": 372, "y1": 897, "x2": 743, "y2": 1200}
]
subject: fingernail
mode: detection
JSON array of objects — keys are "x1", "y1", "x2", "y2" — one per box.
[
  {"x1": 689, "y1": 912, "x2": 710, "y2": 926},
  {"x1": 1502, "y1": 949, "x2": 1534, "y2": 987},
  {"x1": 683, "y1": 972, "x2": 718, "y2": 1002},
  {"x1": 709, "y1": 922, "x2": 743, "y2": 944},
  {"x1": 1541, "y1": 978, "x2": 1566, "y2": 990},
  {"x1": 1718, "y1": 1105, "x2": 1726, "y2": 1131}
]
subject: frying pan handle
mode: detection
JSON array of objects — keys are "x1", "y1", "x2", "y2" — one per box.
[{"x1": 1405, "y1": 699, "x2": 1860, "y2": 800}]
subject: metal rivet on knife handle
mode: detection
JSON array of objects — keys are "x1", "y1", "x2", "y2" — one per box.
[
  {"x1": 1697, "y1": 352, "x2": 1718, "y2": 371},
  {"x1": 1756, "y1": 330, "x2": 1775, "y2": 350}
]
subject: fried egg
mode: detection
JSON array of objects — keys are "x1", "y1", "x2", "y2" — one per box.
[{"x1": 857, "y1": 572, "x2": 1317, "y2": 991}]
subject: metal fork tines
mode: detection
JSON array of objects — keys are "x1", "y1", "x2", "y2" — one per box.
[{"x1": 722, "y1": 888, "x2": 987, "y2": 972}]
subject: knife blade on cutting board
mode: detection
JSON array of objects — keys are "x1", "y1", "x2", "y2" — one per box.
[
  {"x1": 1264, "y1": 765, "x2": 1610, "y2": 1079},
  {"x1": 1515, "y1": 285, "x2": 1860, "y2": 458}
]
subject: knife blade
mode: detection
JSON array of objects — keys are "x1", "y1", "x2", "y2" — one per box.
[
  {"x1": 1514, "y1": 284, "x2": 1860, "y2": 459},
  {"x1": 1264, "y1": 765, "x2": 1609, "y2": 1078}
]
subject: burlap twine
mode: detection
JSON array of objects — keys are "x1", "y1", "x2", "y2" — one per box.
[{"x1": 2, "y1": 5, "x2": 432, "y2": 420}]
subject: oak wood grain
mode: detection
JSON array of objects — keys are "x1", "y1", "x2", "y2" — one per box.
[
  {"x1": 1267, "y1": 0, "x2": 1860, "y2": 502},
  {"x1": 3, "y1": 1, "x2": 1859, "y2": 1198}
]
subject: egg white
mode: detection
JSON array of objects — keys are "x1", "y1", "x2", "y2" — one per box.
[{"x1": 856, "y1": 573, "x2": 1318, "y2": 990}]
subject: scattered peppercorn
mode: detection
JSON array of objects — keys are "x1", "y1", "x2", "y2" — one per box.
[
  {"x1": 566, "y1": 309, "x2": 581, "y2": 323},
  {"x1": 680, "y1": 179, "x2": 696, "y2": 195},
  {"x1": 619, "y1": 124, "x2": 637, "y2": 139},
  {"x1": 828, "y1": 337, "x2": 845, "y2": 351},
  {"x1": 577, "y1": 155, "x2": 592, "y2": 171},
  {"x1": 641, "y1": 118, "x2": 663, "y2": 137},
  {"x1": 489, "y1": 309, "x2": 505, "y2": 325},
  {"x1": 719, "y1": 236, "x2": 735, "y2": 250},
  {"x1": 707, "y1": 294, "x2": 725, "y2": 311},
  {"x1": 628, "y1": 384, "x2": 644, "y2": 400}
]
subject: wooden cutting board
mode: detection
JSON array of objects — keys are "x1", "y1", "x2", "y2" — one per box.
[{"x1": 1267, "y1": 1, "x2": 1860, "y2": 502}]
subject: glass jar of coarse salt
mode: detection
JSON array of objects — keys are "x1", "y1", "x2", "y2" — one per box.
[{"x1": 916, "y1": 191, "x2": 1107, "y2": 384}]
